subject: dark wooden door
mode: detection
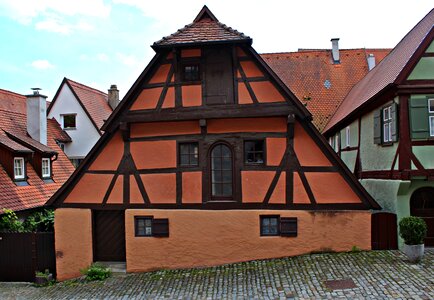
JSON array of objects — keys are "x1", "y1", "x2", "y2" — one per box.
[
  {"x1": 204, "y1": 47, "x2": 234, "y2": 105},
  {"x1": 371, "y1": 213, "x2": 398, "y2": 250},
  {"x1": 93, "y1": 211, "x2": 126, "y2": 261},
  {"x1": 411, "y1": 187, "x2": 434, "y2": 247}
]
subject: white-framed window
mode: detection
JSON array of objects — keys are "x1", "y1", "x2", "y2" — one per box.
[
  {"x1": 345, "y1": 126, "x2": 350, "y2": 147},
  {"x1": 62, "y1": 114, "x2": 76, "y2": 129},
  {"x1": 429, "y1": 98, "x2": 434, "y2": 113},
  {"x1": 429, "y1": 99, "x2": 434, "y2": 137},
  {"x1": 42, "y1": 158, "x2": 51, "y2": 178},
  {"x1": 13, "y1": 157, "x2": 25, "y2": 180},
  {"x1": 334, "y1": 135, "x2": 340, "y2": 152},
  {"x1": 383, "y1": 106, "x2": 392, "y2": 143},
  {"x1": 430, "y1": 116, "x2": 434, "y2": 137}
]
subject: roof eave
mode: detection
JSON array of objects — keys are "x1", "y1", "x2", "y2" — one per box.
[{"x1": 151, "y1": 38, "x2": 253, "y2": 51}]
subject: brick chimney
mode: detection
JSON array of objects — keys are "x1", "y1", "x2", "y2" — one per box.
[
  {"x1": 26, "y1": 88, "x2": 47, "y2": 145},
  {"x1": 367, "y1": 53, "x2": 376, "y2": 71},
  {"x1": 108, "y1": 84, "x2": 119, "y2": 110},
  {"x1": 331, "y1": 38, "x2": 340, "y2": 64}
]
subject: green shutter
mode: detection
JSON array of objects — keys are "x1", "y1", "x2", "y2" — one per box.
[
  {"x1": 373, "y1": 109, "x2": 381, "y2": 144},
  {"x1": 410, "y1": 96, "x2": 429, "y2": 139},
  {"x1": 391, "y1": 103, "x2": 399, "y2": 142}
]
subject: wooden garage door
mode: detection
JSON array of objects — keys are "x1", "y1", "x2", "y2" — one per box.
[
  {"x1": 93, "y1": 211, "x2": 126, "y2": 261},
  {"x1": 411, "y1": 187, "x2": 434, "y2": 247}
]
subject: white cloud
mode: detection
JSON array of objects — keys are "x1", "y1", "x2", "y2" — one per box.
[
  {"x1": 35, "y1": 17, "x2": 71, "y2": 34},
  {"x1": 31, "y1": 60, "x2": 55, "y2": 70},
  {"x1": 97, "y1": 53, "x2": 109, "y2": 62},
  {"x1": 116, "y1": 53, "x2": 138, "y2": 67}
]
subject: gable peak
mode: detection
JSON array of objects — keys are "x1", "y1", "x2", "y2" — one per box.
[{"x1": 193, "y1": 5, "x2": 218, "y2": 23}]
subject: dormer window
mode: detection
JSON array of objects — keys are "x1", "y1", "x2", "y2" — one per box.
[
  {"x1": 14, "y1": 157, "x2": 25, "y2": 180},
  {"x1": 62, "y1": 114, "x2": 76, "y2": 130},
  {"x1": 42, "y1": 158, "x2": 51, "y2": 178},
  {"x1": 182, "y1": 64, "x2": 200, "y2": 82}
]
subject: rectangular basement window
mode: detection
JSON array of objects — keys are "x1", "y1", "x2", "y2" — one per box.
[
  {"x1": 135, "y1": 216, "x2": 169, "y2": 237},
  {"x1": 260, "y1": 215, "x2": 297, "y2": 237}
]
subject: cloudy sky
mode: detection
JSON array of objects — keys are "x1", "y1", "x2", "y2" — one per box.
[{"x1": 0, "y1": 1, "x2": 432, "y2": 100}]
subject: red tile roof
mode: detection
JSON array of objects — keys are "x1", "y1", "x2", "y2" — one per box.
[
  {"x1": 65, "y1": 79, "x2": 113, "y2": 132},
  {"x1": 324, "y1": 9, "x2": 434, "y2": 134},
  {"x1": 153, "y1": 5, "x2": 250, "y2": 47},
  {"x1": 0, "y1": 89, "x2": 75, "y2": 212},
  {"x1": 262, "y1": 48, "x2": 391, "y2": 131},
  {"x1": 0, "y1": 88, "x2": 27, "y2": 114}
]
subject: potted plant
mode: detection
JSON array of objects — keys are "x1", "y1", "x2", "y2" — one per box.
[
  {"x1": 35, "y1": 269, "x2": 53, "y2": 286},
  {"x1": 399, "y1": 216, "x2": 427, "y2": 263}
]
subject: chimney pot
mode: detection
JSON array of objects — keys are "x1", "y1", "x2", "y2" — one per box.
[
  {"x1": 108, "y1": 84, "x2": 120, "y2": 110},
  {"x1": 26, "y1": 89, "x2": 48, "y2": 145},
  {"x1": 367, "y1": 53, "x2": 376, "y2": 70},
  {"x1": 331, "y1": 38, "x2": 340, "y2": 64}
]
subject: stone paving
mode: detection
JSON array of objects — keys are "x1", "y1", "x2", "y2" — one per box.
[{"x1": 0, "y1": 250, "x2": 433, "y2": 299}]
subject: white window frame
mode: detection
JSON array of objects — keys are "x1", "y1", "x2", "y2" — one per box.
[
  {"x1": 345, "y1": 126, "x2": 350, "y2": 147},
  {"x1": 42, "y1": 158, "x2": 51, "y2": 178},
  {"x1": 13, "y1": 157, "x2": 25, "y2": 180},
  {"x1": 428, "y1": 99, "x2": 434, "y2": 113},
  {"x1": 334, "y1": 135, "x2": 340, "y2": 152},
  {"x1": 383, "y1": 106, "x2": 392, "y2": 143},
  {"x1": 430, "y1": 116, "x2": 434, "y2": 137},
  {"x1": 61, "y1": 114, "x2": 77, "y2": 130}
]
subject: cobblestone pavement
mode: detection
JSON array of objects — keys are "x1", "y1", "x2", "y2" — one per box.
[{"x1": 0, "y1": 250, "x2": 433, "y2": 299}]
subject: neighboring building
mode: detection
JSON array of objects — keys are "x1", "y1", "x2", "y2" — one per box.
[
  {"x1": 0, "y1": 88, "x2": 74, "y2": 214},
  {"x1": 48, "y1": 78, "x2": 118, "y2": 167},
  {"x1": 49, "y1": 6, "x2": 379, "y2": 281},
  {"x1": 262, "y1": 44, "x2": 391, "y2": 131},
  {"x1": 324, "y1": 9, "x2": 434, "y2": 248}
]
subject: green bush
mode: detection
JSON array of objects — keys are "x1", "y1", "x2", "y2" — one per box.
[
  {"x1": 399, "y1": 216, "x2": 427, "y2": 245},
  {"x1": 23, "y1": 209, "x2": 54, "y2": 232},
  {"x1": 81, "y1": 263, "x2": 111, "y2": 281},
  {"x1": 0, "y1": 209, "x2": 24, "y2": 232}
]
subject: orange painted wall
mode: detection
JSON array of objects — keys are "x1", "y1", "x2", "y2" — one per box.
[
  {"x1": 238, "y1": 83, "x2": 253, "y2": 104},
  {"x1": 182, "y1": 171, "x2": 202, "y2": 204},
  {"x1": 240, "y1": 61, "x2": 264, "y2": 77},
  {"x1": 141, "y1": 173, "x2": 176, "y2": 204},
  {"x1": 107, "y1": 175, "x2": 123, "y2": 204},
  {"x1": 266, "y1": 138, "x2": 286, "y2": 166},
  {"x1": 125, "y1": 209, "x2": 371, "y2": 273},
  {"x1": 241, "y1": 171, "x2": 275, "y2": 202},
  {"x1": 130, "y1": 140, "x2": 176, "y2": 169},
  {"x1": 207, "y1": 117, "x2": 287, "y2": 133},
  {"x1": 181, "y1": 49, "x2": 201, "y2": 57},
  {"x1": 294, "y1": 122, "x2": 332, "y2": 167},
  {"x1": 89, "y1": 131, "x2": 124, "y2": 171},
  {"x1": 64, "y1": 173, "x2": 113, "y2": 203},
  {"x1": 131, "y1": 121, "x2": 200, "y2": 138},
  {"x1": 55, "y1": 208, "x2": 93, "y2": 281},
  {"x1": 149, "y1": 64, "x2": 170, "y2": 84},
  {"x1": 182, "y1": 85, "x2": 202, "y2": 107},
  {"x1": 250, "y1": 81, "x2": 285, "y2": 103},
  {"x1": 130, "y1": 87, "x2": 162, "y2": 110},
  {"x1": 306, "y1": 172, "x2": 361, "y2": 204},
  {"x1": 269, "y1": 172, "x2": 286, "y2": 204},
  {"x1": 293, "y1": 172, "x2": 310, "y2": 204}
]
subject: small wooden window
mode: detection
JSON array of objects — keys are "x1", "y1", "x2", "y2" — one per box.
[
  {"x1": 42, "y1": 158, "x2": 51, "y2": 178},
  {"x1": 280, "y1": 217, "x2": 298, "y2": 237},
  {"x1": 244, "y1": 140, "x2": 265, "y2": 164},
  {"x1": 182, "y1": 64, "x2": 200, "y2": 82},
  {"x1": 179, "y1": 142, "x2": 199, "y2": 166},
  {"x1": 210, "y1": 143, "x2": 233, "y2": 199},
  {"x1": 383, "y1": 106, "x2": 392, "y2": 143},
  {"x1": 260, "y1": 216, "x2": 279, "y2": 236},
  {"x1": 13, "y1": 157, "x2": 25, "y2": 180},
  {"x1": 135, "y1": 217, "x2": 169, "y2": 237},
  {"x1": 63, "y1": 114, "x2": 76, "y2": 129}
]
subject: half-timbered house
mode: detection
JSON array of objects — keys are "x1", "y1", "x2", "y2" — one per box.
[
  {"x1": 48, "y1": 6, "x2": 380, "y2": 280},
  {"x1": 324, "y1": 9, "x2": 434, "y2": 249}
]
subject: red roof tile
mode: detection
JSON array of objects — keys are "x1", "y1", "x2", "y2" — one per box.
[
  {"x1": 65, "y1": 79, "x2": 113, "y2": 132},
  {"x1": 0, "y1": 88, "x2": 27, "y2": 114},
  {"x1": 262, "y1": 48, "x2": 391, "y2": 131},
  {"x1": 153, "y1": 6, "x2": 250, "y2": 47},
  {"x1": 324, "y1": 9, "x2": 434, "y2": 134},
  {"x1": 0, "y1": 89, "x2": 75, "y2": 213}
]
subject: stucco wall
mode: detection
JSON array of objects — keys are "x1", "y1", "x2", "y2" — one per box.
[
  {"x1": 55, "y1": 208, "x2": 93, "y2": 281},
  {"x1": 125, "y1": 209, "x2": 371, "y2": 273},
  {"x1": 48, "y1": 84, "x2": 101, "y2": 159},
  {"x1": 412, "y1": 146, "x2": 434, "y2": 169}
]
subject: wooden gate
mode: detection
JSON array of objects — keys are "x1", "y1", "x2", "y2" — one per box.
[
  {"x1": 371, "y1": 213, "x2": 398, "y2": 250},
  {"x1": 0, "y1": 232, "x2": 55, "y2": 282},
  {"x1": 93, "y1": 211, "x2": 126, "y2": 261}
]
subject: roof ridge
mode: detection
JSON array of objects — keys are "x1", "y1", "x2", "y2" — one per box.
[
  {"x1": 261, "y1": 48, "x2": 393, "y2": 56},
  {"x1": 65, "y1": 78, "x2": 108, "y2": 97}
]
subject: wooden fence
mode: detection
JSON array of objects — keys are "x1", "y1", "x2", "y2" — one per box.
[{"x1": 0, "y1": 232, "x2": 55, "y2": 282}]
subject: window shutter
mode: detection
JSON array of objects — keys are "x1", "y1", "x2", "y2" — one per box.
[
  {"x1": 152, "y1": 218, "x2": 169, "y2": 237},
  {"x1": 373, "y1": 109, "x2": 381, "y2": 144},
  {"x1": 410, "y1": 96, "x2": 429, "y2": 139},
  {"x1": 391, "y1": 103, "x2": 399, "y2": 142},
  {"x1": 280, "y1": 217, "x2": 297, "y2": 237}
]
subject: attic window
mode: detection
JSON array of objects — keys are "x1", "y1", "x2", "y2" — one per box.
[
  {"x1": 182, "y1": 64, "x2": 200, "y2": 82},
  {"x1": 14, "y1": 157, "x2": 25, "y2": 180},
  {"x1": 62, "y1": 114, "x2": 76, "y2": 129},
  {"x1": 42, "y1": 158, "x2": 51, "y2": 178}
]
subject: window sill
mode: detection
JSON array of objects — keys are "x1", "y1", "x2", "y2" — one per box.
[
  {"x1": 63, "y1": 127, "x2": 77, "y2": 131},
  {"x1": 381, "y1": 142, "x2": 394, "y2": 147}
]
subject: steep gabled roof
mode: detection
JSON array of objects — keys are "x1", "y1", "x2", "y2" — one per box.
[
  {"x1": 324, "y1": 9, "x2": 434, "y2": 134},
  {"x1": 0, "y1": 89, "x2": 75, "y2": 212},
  {"x1": 48, "y1": 78, "x2": 113, "y2": 134},
  {"x1": 153, "y1": 5, "x2": 251, "y2": 48},
  {"x1": 262, "y1": 48, "x2": 391, "y2": 131}
]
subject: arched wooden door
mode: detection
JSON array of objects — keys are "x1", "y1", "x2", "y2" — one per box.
[{"x1": 410, "y1": 187, "x2": 434, "y2": 247}]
